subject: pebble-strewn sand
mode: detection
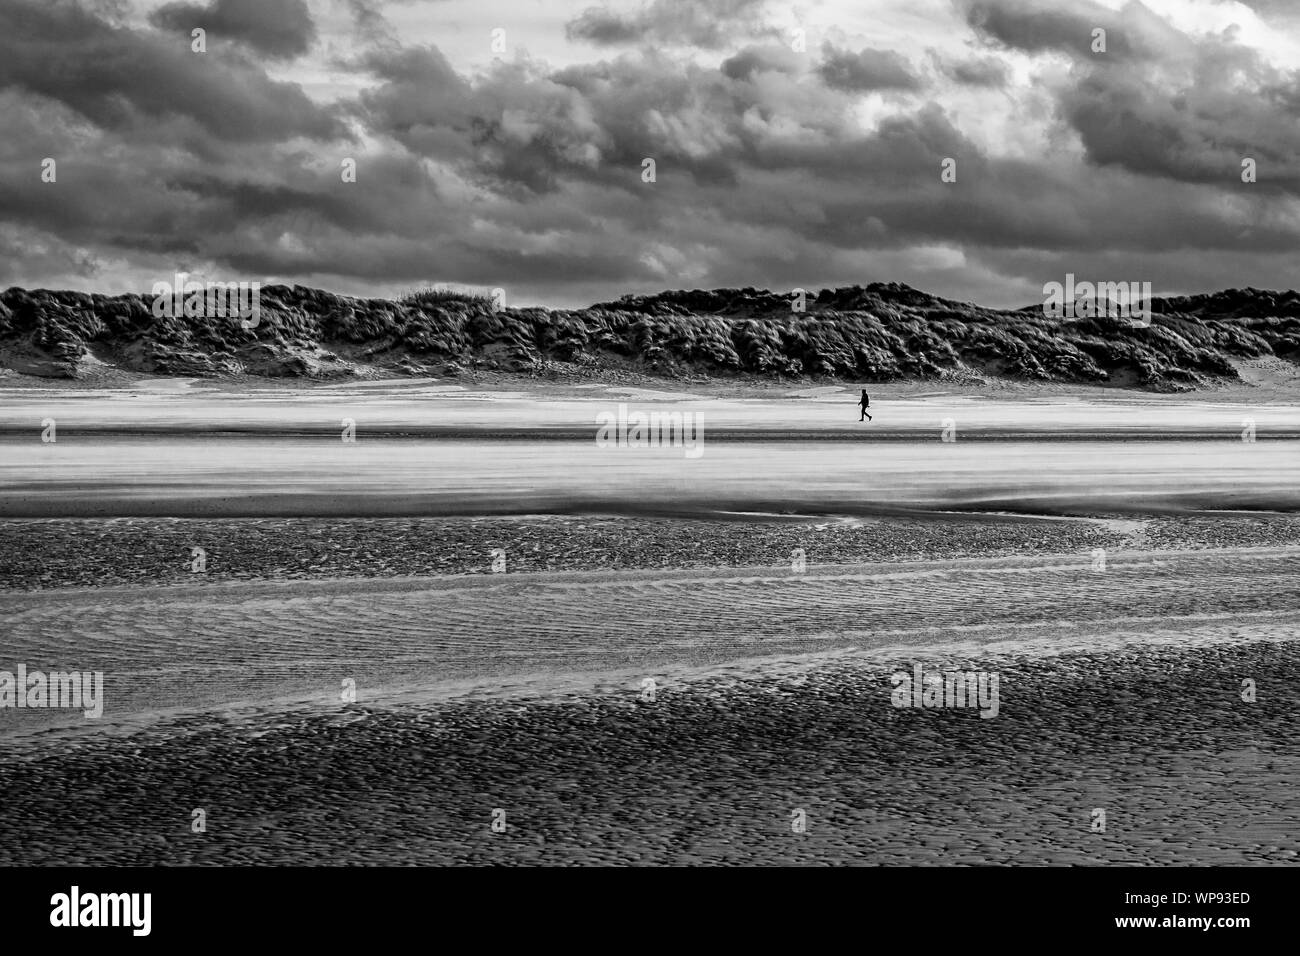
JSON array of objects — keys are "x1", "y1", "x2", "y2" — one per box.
[
  {"x1": 0, "y1": 639, "x2": 1295, "y2": 865},
  {"x1": 3, "y1": 513, "x2": 1298, "y2": 591}
]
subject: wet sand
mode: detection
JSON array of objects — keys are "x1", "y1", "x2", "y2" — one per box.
[
  {"x1": 2, "y1": 531, "x2": 1299, "y2": 735},
  {"x1": 1, "y1": 518, "x2": 1297, "y2": 865},
  {"x1": 0, "y1": 635, "x2": 1295, "y2": 865}
]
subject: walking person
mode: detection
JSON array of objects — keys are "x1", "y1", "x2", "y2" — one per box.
[{"x1": 858, "y1": 389, "x2": 872, "y2": 422}]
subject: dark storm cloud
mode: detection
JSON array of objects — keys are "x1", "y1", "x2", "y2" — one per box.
[
  {"x1": 0, "y1": 0, "x2": 353, "y2": 288},
  {"x1": 961, "y1": 0, "x2": 1146, "y2": 60},
  {"x1": 935, "y1": 53, "x2": 1008, "y2": 87},
  {"x1": 965, "y1": 0, "x2": 1300, "y2": 191},
  {"x1": 149, "y1": 0, "x2": 318, "y2": 58},
  {"x1": 817, "y1": 44, "x2": 923, "y2": 92},
  {"x1": 720, "y1": 44, "x2": 804, "y2": 81},
  {"x1": 0, "y1": 0, "x2": 343, "y2": 142},
  {"x1": 565, "y1": 0, "x2": 775, "y2": 49},
  {"x1": 356, "y1": 47, "x2": 761, "y2": 193},
  {"x1": 565, "y1": 8, "x2": 644, "y2": 45},
  {"x1": 1059, "y1": 60, "x2": 1300, "y2": 189},
  {"x1": 350, "y1": 41, "x2": 1297, "y2": 267},
  {"x1": 354, "y1": 39, "x2": 934, "y2": 199},
  {"x1": 5, "y1": 0, "x2": 1300, "y2": 307},
  {"x1": 355, "y1": 47, "x2": 583, "y2": 195}
]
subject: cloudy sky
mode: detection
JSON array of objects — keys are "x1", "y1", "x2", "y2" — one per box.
[{"x1": 3, "y1": 0, "x2": 1300, "y2": 308}]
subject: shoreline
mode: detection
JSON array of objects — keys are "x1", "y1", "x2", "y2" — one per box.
[{"x1": 3, "y1": 609, "x2": 1296, "y2": 751}]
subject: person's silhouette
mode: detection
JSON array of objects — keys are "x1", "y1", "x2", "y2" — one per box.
[{"x1": 858, "y1": 389, "x2": 872, "y2": 422}]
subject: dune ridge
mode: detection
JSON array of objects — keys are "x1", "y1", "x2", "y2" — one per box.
[{"x1": 3, "y1": 282, "x2": 1299, "y2": 390}]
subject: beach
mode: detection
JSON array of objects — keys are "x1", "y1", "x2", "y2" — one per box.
[{"x1": 0, "y1": 378, "x2": 1297, "y2": 864}]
